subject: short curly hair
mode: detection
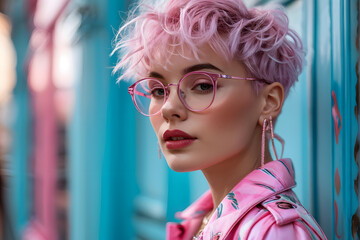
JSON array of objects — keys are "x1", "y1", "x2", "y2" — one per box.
[{"x1": 112, "y1": 0, "x2": 304, "y2": 97}]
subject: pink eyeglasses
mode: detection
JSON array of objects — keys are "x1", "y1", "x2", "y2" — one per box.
[{"x1": 128, "y1": 71, "x2": 270, "y2": 116}]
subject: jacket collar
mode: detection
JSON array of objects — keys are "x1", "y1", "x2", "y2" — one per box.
[{"x1": 176, "y1": 159, "x2": 296, "y2": 239}]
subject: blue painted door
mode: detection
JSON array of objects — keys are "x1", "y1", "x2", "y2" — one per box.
[{"x1": 306, "y1": 0, "x2": 359, "y2": 238}]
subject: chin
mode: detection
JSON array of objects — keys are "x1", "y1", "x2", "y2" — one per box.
[
  {"x1": 165, "y1": 155, "x2": 201, "y2": 172},
  {"x1": 166, "y1": 160, "x2": 194, "y2": 172}
]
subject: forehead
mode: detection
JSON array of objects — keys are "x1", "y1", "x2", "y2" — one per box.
[
  {"x1": 145, "y1": 43, "x2": 249, "y2": 80},
  {"x1": 148, "y1": 44, "x2": 224, "y2": 74}
]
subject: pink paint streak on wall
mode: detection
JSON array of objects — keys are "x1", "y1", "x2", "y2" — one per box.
[{"x1": 23, "y1": 0, "x2": 69, "y2": 239}]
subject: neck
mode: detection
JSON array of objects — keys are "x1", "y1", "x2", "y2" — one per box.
[{"x1": 201, "y1": 130, "x2": 273, "y2": 213}]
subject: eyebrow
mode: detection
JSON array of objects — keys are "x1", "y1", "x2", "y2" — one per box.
[
  {"x1": 183, "y1": 63, "x2": 223, "y2": 75},
  {"x1": 148, "y1": 63, "x2": 223, "y2": 80},
  {"x1": 148, "y1": 71, "x2": 164, "y2": 79}
]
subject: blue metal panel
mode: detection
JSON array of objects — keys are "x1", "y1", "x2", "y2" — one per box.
[
  {"x1": 330, "y1": 0, "x2": 359, "y2": 239},
  {"x1": 349, "y1": 0, "x2": 360, "y2": 239},
  {"x1": 99, "y1": 79, "x2": 138, "y2": 240},
  {"x1": 302, "y1": 0, "x2": 359, "y2": 239},
  {"x1": 8, "y1": 0, "x2": 31, "y2": 237},
  {"x1": 69, "y1": 0, "x2": 140, "y2": 238},
  {"x1": 330, "y1": 0, "x2": 344, "y2": 237},
  {"x1": 308, "y1": 0, "x2": 333, "y2": 236},
  {"x1": 69, "y1": 33, "x2": 108, "y2": 239},
  {"x1": 166, "y1": 169, "x2": 191, "y2": 223},
  {"x1": 276, "y1": 0, "x2": 311, "y2": 210},
  {"x1": 134, "y1": 113, "x2": 168, "y2": 238},
  {"x1": 98, "y1": 0, "x2": 138, "y2": 239}
]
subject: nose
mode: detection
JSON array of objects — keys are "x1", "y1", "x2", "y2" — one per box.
[{"x1": 161, "y1": 86, "x2": 188, "y2": 121}]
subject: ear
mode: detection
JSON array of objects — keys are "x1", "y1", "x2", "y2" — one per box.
[{"x1": 258, "y1": 82, "x2": 285, "y2": 125}]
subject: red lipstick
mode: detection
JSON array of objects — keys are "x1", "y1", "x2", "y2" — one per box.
[{"x1": 163, "y1": 129, "x2": 197, "y2": 150}]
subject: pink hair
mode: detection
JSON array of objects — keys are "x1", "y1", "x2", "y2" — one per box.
[{"x1": 112, "y1": 0, "x2": 304, "y2": 97}]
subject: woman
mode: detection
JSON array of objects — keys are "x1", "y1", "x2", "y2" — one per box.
[{"x1": 113, "y1": 0, "x2": 327, "y2": 239}]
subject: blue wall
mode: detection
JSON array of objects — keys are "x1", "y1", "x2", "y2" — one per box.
[
  {"x1": 68, "y1": 0, "x2": 138, "y2": 239},
  {"x1": 8, "y1": 0, "x2": 31, "y2": 238}
]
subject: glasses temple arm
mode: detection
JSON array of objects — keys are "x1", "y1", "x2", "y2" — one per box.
[
  {"x1": 224, "y1": 75, "x2": 271, "y2": 84},
  {"x1": 130, "y1": 87, "x2": 151, "y2": 99},
  {"x1": 226, "y1": 76, "x2": 258, "y2": 81}
]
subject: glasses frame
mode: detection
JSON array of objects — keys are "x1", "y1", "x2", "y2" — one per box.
[{"x1": 128, "y1": 71, "x2": 269, "y2": 116}]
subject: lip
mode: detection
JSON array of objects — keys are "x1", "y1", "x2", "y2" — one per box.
[{"x1": 163, "y1": 129, "x2": 197, "y2": 150}]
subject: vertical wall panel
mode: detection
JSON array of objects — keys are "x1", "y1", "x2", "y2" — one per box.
[
  {"x1": 331, "y1": 0, "x2": 346, "y2": 237},
  {"x1": 69, "y1": 31, "x2": 107, "y2": 239},
  {"x1": 330, "y1": 0, "x2": 358, "y2": 239},
  {"x1": 8, "y1": 0, "x2": 31, "y2": 238},
  {"x1": 69, "y1": 0, "x2": 138, "y2": 239},
  {"x1": 277, "y1": 0, "x2": 311, "y2": 210},
  {"x1": 305, "y1": 0, "x2": 359, "y2": 239},
  {"x1": 98, "y1": 0, "x2": 138, "y2": 239},
  {"x1": 310, "y1": 0, "x2": 333, "y2": 236},
  {"x1": 134, "y1": 114, "x2": 167, "y2": 239},
  {"x1": 350, "y1": 0, "x2": 360, "y2": 239}
]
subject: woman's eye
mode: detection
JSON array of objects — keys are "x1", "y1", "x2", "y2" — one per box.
[
  {"x1": 151, "y1": 88, "x2": 165, "y2": 97},
  {"x1": 192, "y1": 82, "x2": 213, "y2": 92}
]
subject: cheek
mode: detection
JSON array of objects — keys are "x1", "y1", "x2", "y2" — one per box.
[
  {"x1": 212, "y1": 87, "x2": 257, "y2": 127},
  {"x1": 204, "y1": 86, "x2": 259, "y2": 148}
]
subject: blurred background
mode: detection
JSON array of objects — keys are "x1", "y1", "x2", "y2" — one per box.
[{"x1": 0, "y1": 0, "x2": 358, "y2": 239}]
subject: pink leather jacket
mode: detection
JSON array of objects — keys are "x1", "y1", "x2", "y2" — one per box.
[{"x1": 166, "y1": 159, "x2": 327, "y2": 240}]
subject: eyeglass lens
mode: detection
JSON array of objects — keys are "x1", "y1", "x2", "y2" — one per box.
[{"x1": 133, "y1": 73, "x2": 216, "y2": 115}]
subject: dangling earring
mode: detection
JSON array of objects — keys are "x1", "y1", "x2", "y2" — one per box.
[
  {"x1": 269, "y1": 116, "x2": 278, "y2": 161},
  {"x1": 261, "y1": 118, "x2": 268, "y2": 168},
  {"x1": 261, "y1": 116, "x2": 285, "y2": 168},
  {"x1": 157, "y1": 142, "x2": 162, "y2": 159},
  {"x1": 269, "y1": 116, "x2": 285, "y2": 161}
]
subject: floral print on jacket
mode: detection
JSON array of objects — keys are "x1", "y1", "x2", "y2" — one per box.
[{"x1": 166, "y1": 159, "x2": 327, "y2": 240}]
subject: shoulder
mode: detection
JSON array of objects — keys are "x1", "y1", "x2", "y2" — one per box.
[{"x1": 230, "y1": 192, "x2": 327, "y2": 240}]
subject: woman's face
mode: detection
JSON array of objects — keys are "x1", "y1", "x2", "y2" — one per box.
[{"x1": 149, "y1": 45, "x2": 262, "y2": 172}]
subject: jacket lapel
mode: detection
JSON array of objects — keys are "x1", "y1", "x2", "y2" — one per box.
[
  {"x1": 172, "y1": 159, "x2": 296, "y2": 240},
  {"x1": 202, "y1": 159, "x2": 296, "y2": 239}
]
